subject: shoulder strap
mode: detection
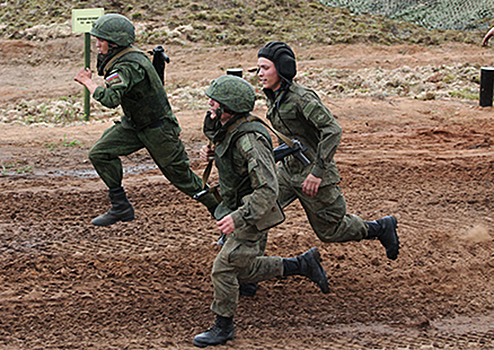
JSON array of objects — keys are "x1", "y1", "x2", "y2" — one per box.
[
  {"x1": 103, "y1": 47, "x2": 145, "y2": 76},
  {"x1": 201, "y1": 139, "x2": 222, "y2": 203},
  {"x1": 246, "y1": 115, "x2": 294, "y2": 148},
  {"x1": 202, "y1": 140, "x2": 215, "y2": 189},
  {"x1": 202, "y1": 115, "x2": 255, "y2": 188},
  {"x1": 202, "y1": 114, "x2": 293, "y2": 187}
]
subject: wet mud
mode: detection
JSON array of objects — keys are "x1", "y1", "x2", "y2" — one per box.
[{"x1": 1, "y1": 39, "x2": 494, "y2": 349}]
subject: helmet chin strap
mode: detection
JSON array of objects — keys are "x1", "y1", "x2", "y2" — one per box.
[
  {"x1": 216, "y1": 105, "x2": 224, "y2": 118},
  {"x1": 214, "y1": 104, "x2": 227, "y2": 122},
  {"x1": 214, "y1": 103, "x2": 236, "y2": 124},
  {"x1": 96, "y1": 42, "x2": 122, "y2": 76}
]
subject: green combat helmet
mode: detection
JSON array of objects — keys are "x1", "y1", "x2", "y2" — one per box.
[
  {"x1": 90, "y1": 14, "x2": 135, "y2": 47},
  {"x1": 206, "y1": 75, "x2": 256, "y2": 113}
]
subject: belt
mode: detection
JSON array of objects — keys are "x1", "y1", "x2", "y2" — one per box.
[{"x1": 147, "y1": 119, "x2": 165, "y2": 129}]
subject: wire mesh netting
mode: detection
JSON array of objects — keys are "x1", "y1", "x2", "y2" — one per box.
[{"x1": 319, "y1": 0, "x2": 494, "y2": 31}]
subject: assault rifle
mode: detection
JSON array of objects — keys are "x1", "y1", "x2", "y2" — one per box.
[
  {"x1": 273, "y1": 139, "x2": 310, "y2": 166},
  {"x1": 193, "y1": 139, "x2": 310, "y2": 202}
]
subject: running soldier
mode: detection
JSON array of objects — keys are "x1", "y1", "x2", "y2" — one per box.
[
  {"x1": 194, "y1": 75, "x2": 329, "y2": 347},
  {"x1": 256, "y1": 41, "x2": 399, "y2": 258},
  {"x1": 74, "y1": 14, "x2": 217, "y2": 226}
]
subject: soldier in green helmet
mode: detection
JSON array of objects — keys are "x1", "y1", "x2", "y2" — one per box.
[
  {"x1": 74, "y1": 14, "x2": 218, "y2": 226},
  {"x1": 193, "y1": 75, "x2": 329, "y2": 348}
]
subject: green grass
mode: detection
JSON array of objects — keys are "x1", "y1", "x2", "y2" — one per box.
[
  {"x1": 62, "y1": 134, "x2": 83, "y2": 147},
  {"x1": 448, "y1": 90, "x2": 479, "y2": 100},
  {"x1": 0, "y1": 0, "x2": 486, "y2": 47}
]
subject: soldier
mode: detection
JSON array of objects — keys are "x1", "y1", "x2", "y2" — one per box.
[
  {"x1": 74, "y1": 14, "x2": 217, "y2": 226},
  {"x1": 256, "y1": 41, "x2": 399, "y2": 259},
  {"x1": 194, "y1": 75, "x2": 329, "y2": 348}
]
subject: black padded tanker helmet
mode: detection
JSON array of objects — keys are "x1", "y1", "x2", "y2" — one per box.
[{"x1": 257, "y1": 41, "x2": 297, "y2": 83}]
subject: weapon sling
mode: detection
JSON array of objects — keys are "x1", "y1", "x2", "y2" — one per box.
[
  {"x1": 201, "y1": 114, "x2": 290, "y2": 196},
  {"x1": 202, "y1": 115, "x2": 286, "y2": 232},
  {"x1": 202, "y1": 140, "x2": 222, "y2": 204},
  {"x1": 102, "y1": 46, "x2": 144, "y2": 76}
]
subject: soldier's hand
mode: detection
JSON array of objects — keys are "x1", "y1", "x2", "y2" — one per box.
[
  {"x1": 74, "y1": 68, "x2": 99, "y2": 94},
  {"x1": 302, "y1": 174, "x2": 322, "y2": 197},
  {"x1": 200, "y1": 144, "x2": 215, "y2": 162},
  {"x1": 217, "y1": 215, "x2": 235, "y2": 235},
  {"x1": 74, "y1": 67, "x2": 92, "y2": 83}
]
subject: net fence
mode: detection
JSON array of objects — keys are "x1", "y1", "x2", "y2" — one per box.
[{"x1": 319, "y1": 0, "x2": 494, "y2": 31}]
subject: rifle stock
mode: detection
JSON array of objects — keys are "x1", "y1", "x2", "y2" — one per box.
[{"x1": 149, "y1": 45, "x2": 170, "y2": 85}]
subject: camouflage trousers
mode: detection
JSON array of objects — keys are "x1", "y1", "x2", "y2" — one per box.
[
  {"x1": 277, "y1": 166, "x2": 368, "y2": 242},
  {"x1": 210, "y1": 228, "x2": 283, "y2": 317},
  {"x1": 88, "y1": 120, "x2": 217, "y2": 211}
]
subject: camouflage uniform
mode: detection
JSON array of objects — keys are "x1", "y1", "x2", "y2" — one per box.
[
  {"x1": 195, "y1": 76, "x2": 329, "y2": 348},
  {"x1": 210, "y1": 116, "x2": 283, "y2": 317},
  {"x1": 264, "y1": 82, "x2": 368, "y2": 242},
  {"x1": 87, "y1": 15, "x2": 217, "y2": 213}
]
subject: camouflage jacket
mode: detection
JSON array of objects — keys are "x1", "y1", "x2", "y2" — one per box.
[
  {"x1": 263, "y1": 81, "x2": 342, "y2": 186},
  {"x1": 93, "y1": 49, "x2": 177, "y2": 130},
  {"x1": 214, "y1": 114, "x2": 278, "y2": 231}
]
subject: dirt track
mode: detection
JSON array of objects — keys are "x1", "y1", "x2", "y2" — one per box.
[{"x1": 1, "y1": 38, "x2": 494, "y2": 349}]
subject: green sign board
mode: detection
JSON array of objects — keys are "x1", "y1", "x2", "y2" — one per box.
[{"x1": 71, "y1": 8, "x2": 104, "y2": 33}]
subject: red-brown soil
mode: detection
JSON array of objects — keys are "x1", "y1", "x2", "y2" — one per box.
[{"x1": 0, "y1": 38, "x2": 494, "y2": 349}]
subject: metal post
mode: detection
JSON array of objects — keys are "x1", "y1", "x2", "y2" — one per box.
[
  {"x1": 480, "y1": 67, "x2": 494, "y2": 107},
  {"x1": 84, "y1": 32, "x2": 91, "y2": 120}
]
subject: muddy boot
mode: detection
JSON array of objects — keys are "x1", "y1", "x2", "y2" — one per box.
[
  {"x1": 283, "y1": 247, "x2": 329, "y2": 294},
  {"x1": 193, "y1": 315, "x2": 235, "y2": 348},
  {"x1": 92, "y1": 186, "x2": 135, "y2": 226},
  {"x1": 366, "y1": 216, "x2": 399, "y2": 260},
  {"x1": 239, "y1": 282, "x2": 258, "y2": 297}
]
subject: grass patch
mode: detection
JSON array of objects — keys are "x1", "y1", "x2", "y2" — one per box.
[
  {"x1": 0, "y1": 0, "x2": 485, "y2": 47},
  {"x1": 448, "y1": 90, "x2": 479, "y2": 100}
]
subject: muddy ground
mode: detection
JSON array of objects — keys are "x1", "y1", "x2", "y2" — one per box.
[{"x1": 0, "y1": 37, "x2": 494, "y2": 349}]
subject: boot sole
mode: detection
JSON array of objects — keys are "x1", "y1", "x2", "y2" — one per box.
[
  {"x1": 91, "y1": 215, "x2": 135, "y2": 226},
  {"x1": 379, "y1": 216, "x2": 399, "y2": 260},
  {"x1": 309, "y1": 247, "x2": 330, "y2": 294},
  {"x1": 192, "y1": 330, "x2": 234, "y2": 348}
]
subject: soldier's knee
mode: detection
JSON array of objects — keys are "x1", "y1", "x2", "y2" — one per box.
[
  {"x1": 87, "y1": 146, "x2": 99, "y2": 164},
  {"x1": 88, "y1": 144, "x2": 109, "y2": 166}
]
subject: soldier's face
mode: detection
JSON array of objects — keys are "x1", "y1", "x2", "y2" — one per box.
[
  {"x1": 96, "y1": 38, "x2": 109, "y2": 55},
  {"x1": 257, "y1": 57, "x2": 282, "y2": 91},
  {"x1": 209, "y1": 99, "x2": 231, "y2": 125}
]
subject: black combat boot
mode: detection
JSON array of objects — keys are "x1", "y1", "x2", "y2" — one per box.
[
  {"x1": 366, "y1": 215, "x2": 399, "y2": 260},
  {"x1": 239, "y1": 282, "x2": 258, "y2": 297},
  {"x1": 193, "y1": 315, "x2": 235, "y2": 348},
  {"x1": 91, "y1": 186, "x2": 135, "y2": 226},
  {"x1": 283, "y1": 247, "x2": 330, "y2": 294}
]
